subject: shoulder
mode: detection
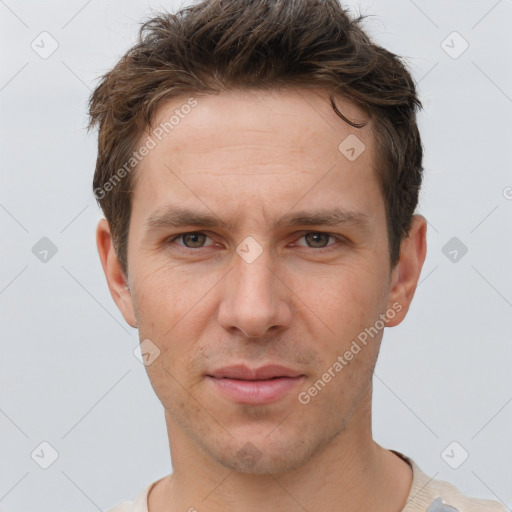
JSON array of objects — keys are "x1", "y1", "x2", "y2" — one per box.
[
  {"x1": 105, "y1": 479, "x2": 159, "y2": 512},
  {"x1": 414, "y1": 476, "x2": 507, "y2": 512},
  {"x1": 106, "y1": 501, "x2": 139, "y2": 512},
  {"x1": 393, "y1": 451, "x2": 507, "y2": 512}
]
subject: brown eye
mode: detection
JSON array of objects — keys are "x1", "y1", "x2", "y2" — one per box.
[
  {"x1": 169, "y1": 232, "x2": 211, "y2": 249},
  {"x1": 303, "y1": 232, "x2": 332, "y2": 248},
  {"x1": 182, "y1": 233, "x2": 207, "y2": 248}
]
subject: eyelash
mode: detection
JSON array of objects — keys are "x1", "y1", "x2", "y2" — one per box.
[{"x1": 166, "y1": 231, "x2": 344, "y2": 253}]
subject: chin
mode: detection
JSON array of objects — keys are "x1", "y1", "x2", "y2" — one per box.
[{"x1": 209, "y1": 428, "x2": 318, "y2": 475}]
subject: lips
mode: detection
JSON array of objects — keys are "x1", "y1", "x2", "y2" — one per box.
[
  {"x1": 207, "y1": 364, "x2": 305, "y2": 405},
  {"x1": 207, "y1": 364, "x2": 304, "y2": 380}
]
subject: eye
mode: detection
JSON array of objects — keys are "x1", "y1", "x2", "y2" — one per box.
[
  {"x1": 166, "y1": 231, "x2": 343, "y2": 252},
  {"x1": 168, "y1": 232, "x2": 213, "y2": 249},
  {"x1": 294, "y1": 232, "x2": 340, "y2": 251}
]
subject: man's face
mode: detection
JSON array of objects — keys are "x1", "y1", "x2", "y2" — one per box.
[{"x1": 110, "y1": 88, "x2": 409, "y2": 473}]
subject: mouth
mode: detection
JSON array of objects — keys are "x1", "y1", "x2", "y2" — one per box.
[
  {"x1": 206, "y1": 364, "x2": 305, "y2": 404},
  {"x1": 207, "y1": 363, "x2": 304, "y2": 380}
]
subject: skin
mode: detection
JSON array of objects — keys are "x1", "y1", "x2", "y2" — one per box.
[{"x1": 97, "y1": 87, "x2": 427, "y2": 512}]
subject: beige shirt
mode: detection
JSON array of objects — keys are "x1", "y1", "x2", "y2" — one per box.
[{"x1": 108, "y1": 450, "x2": 506, "y2": 512}]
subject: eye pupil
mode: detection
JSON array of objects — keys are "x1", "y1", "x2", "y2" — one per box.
[
  {"x1": 183, "y1": 233, "x2": 206, "y2": 248},
  {"x1": 305, "y1": 232, "x2": 329, "y2": 248}
]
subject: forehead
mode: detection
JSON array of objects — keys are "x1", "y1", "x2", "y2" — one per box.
[
  {"x1": 149, "y1": 87, "x2": 373, "y2": 166},
  {"x1": 130, "y1": 87, "x2": 382, "y2": 228}
]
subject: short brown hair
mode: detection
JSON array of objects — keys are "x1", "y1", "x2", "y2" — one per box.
[{"x1": 88, "y1": 0, "x2": 423, "y2": 278}]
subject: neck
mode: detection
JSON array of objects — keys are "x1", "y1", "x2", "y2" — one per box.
[{"x1": 149, "y1": 388, "x2": 412, "y2": 512}]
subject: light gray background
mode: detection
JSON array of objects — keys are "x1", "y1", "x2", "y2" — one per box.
[{"x1": 1, "y1": 0, "x2": 511, "y2": 510}]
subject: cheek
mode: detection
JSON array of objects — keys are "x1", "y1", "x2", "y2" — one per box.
[
  {"x1": 134, "y1": 258, "x2": 215, "y2": 318},
  {"x1": 289, "y1": 263, "x2": 384, "y2": 334},
  {"x1": 131, "y1": 264, "x2": 206, "y2": 359},
  {"x1": 298, "y1": 339, "x2": 378, "y2": 422}
]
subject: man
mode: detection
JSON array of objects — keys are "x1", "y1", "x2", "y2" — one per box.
[{"x1": 88, "y1": 0, "x2": 506, "y2": 510}]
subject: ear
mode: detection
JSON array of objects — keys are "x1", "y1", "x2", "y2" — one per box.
[
  {"x1": 385, "y1": 214, "x2": 427, "y2": 327},
  {"x1": 96, "y1": 218, "x2": 137, "y2": 328}
]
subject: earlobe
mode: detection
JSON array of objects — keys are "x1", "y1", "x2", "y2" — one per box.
[
  {"x1": 385, "y1": 215, "x2": 427, "y2": 327},
  {"x1": 96, "y1": 219, "x2": 137, "y2": 328}
]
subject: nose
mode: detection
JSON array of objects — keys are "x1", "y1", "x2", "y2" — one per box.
[{"x1": 217, "y1": 246, "x2": 292, "y2": 339}]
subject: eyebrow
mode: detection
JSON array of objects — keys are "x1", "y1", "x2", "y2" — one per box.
[{"x1": 144, "y1": 206, "x2": 372, "y2": 234}]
